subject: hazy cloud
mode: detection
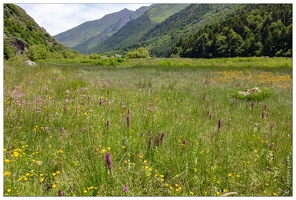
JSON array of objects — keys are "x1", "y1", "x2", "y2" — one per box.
[{"x1": 16, "y1": 4, "x2": 151, "y2": 36}]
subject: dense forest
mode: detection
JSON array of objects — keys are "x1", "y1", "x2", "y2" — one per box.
[{"x1": 171, "y1": 4, "x2": 292, "y2": 58}]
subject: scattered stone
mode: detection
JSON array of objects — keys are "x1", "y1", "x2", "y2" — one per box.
[
  {"x1": 238, "y1": 87, "x2": 260, "y2": 96},
  {"x1": 24, "y1": 60, "x2": 36, "y2": 66}
]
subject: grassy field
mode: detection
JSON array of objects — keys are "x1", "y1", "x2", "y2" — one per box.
[{"x1": 3, "y1": 57, "x2": 292, "y2": 196}]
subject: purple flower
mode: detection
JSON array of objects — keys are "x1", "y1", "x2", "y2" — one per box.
[
  {"x1": 123, "y1": 184, "x2": 128, "y2": 193},
  {"x1": 218, "y1": 119, "x2": 222, "y2": 131},
  {"x1": 209, "y1": 113, "x2": 212, "y2": 119},
  {"x1": 106, "y1": 120, "x2": 110, "y2": 128},
  {"x1": 99, "y1": 98, "x2": 103, "y2": 106},
  {"x1": 105, "y1": 153, "x2": 111, "y2": 170},
  {"x1": 262, "y1": 111, "x2": 265, "y2": 119},
  {"x1": 126, "y1": 115, "x2": 130, "y2": 128},
  {"x1": 58, "y1": 190, "x2": 62, "y2": 196}
]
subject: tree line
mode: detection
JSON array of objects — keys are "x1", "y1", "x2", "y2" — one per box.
[{"x1": 171, "y1": 4, "x2": 292, "y2": 58}]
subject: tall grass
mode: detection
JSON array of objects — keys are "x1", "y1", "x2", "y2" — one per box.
[{"x1": 3, "y1": 57, "x2": 292, "y2": 196}]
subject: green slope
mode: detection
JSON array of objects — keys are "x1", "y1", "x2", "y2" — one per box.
[
  {"x1": 54, "y1": 8, "x2": 135, "y2": 48},
  {"x1": 93, "y1": 4, "x2": 190, "y2": 55},
  {"x1": 4, "y1": 3, "x2": 68, "y2": 59},
  {"x1": 172, "y1": 4, "x2": 292, "y2": 58}
]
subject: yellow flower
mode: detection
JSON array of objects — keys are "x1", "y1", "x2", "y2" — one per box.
[
  {"x1": 57, "y1": 150, "x2": 63, "y2": 154},
  {"x1": 4, "y1": 159, "x2": 11, "y2": 163},
  {"x1": 190, "y1": 191, "x2": 194, "y2": 195},
  {"x1": 228, "y1": 173, "x2": 232, "y2": 177},
  {"x1": 84, "y1": 189, "x2": 87, "y2": 193},
  {"x1": 107, "y1": 147, "x2": 111, "y2": 151},
  {"x1": 52, "y1": 173, "x2": 57, "y2": 176},
  {"x1": 216, "y1": 191, "x2": 220, "y2": 195},
  {"x1": 4, "y1": 171, "x2": 11, "y2": 177},
  {"x1": 236, "y1": 174, "x2": 240, "y2": 178},
  {"x1": 175, "y1": 184, "x2": 179, "y2": 187},
  {"x1": 122, "y1": 146, "x2": 126, "y2": 149},
  {"x1": 52, "y1": 184, "x2": 56, "y2": 189},
  {"x1": 254, "y1": 149, "x2": 258, "y2": 153},
  {"x1": 7, "y1": 189, "x2": 11, "y2": 193},
  {"x1": 40, "y1": 178, "x2": 44, "y2": 182},
  {"x1": 18, "y1": 177, "x2": 22, "y2": 181},
  {"x1": 40, "y1": 174, "x2": 44, "y2": 177},
  {"x1": 56, "y1": 171, "x2": 60, "y2": 175},
  {"x1": 24, "y1": 177, "x2": 28, "y2": 181},
  {"x1": 273, "y1": 193, "x2": 277, "y2": 196},
  {"x1": 12, "y1": 151, "x2": 19, "y2": 157},
  {"x1": 160, "y1": 178, "x2": 164, "y2": 182},
  {"x1": 160, "y1": 175, "x2": 164, "y2": 178},
  {"x1": 143, "y1": 160, "x2": 147, "y2": 163}
]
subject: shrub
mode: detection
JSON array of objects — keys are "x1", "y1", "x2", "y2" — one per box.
[
  {"x1": 126, "y1": 47, "x2": 149, "y2": 59},
  {"x1": 235, "y1": 87, "x2": 273, "y2": 101}
]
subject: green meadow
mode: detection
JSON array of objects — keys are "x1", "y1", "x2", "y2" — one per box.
[{"x1": 3, "y1": 57, "x2": 292, "y2": 196}]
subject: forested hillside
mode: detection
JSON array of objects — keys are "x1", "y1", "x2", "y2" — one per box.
[
  {"x1": 140, "y1": 4, "x2": 241, "y2": 57},
  {"x1": 4, "y1": 4, "x2": 72, "y2": 60},
  {"x1": 93, "y1": 4, "x2": 189, "y2": 55},
  {"x1": 171, "y1": 4, "x2": 292, "y2": 58}
]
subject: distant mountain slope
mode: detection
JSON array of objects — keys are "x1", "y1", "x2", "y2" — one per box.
[
  {"x1": 93, "y1": 4, "x2": 190, "y2": 54},
  {"x1": 54, "y1": 8, "x2": 134, "y2": 48},
  {"x1": 4, "y1": 3, "x2": 68, "y2": 59},
  {"x1": 140, "y1": 4, "x2": 241, "y2": 57},
  {"x1": 73, "y1": 5, "x2": 151, "y2": 54}
]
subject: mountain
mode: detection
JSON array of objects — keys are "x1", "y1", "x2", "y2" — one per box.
[
  {"x1": 4, "y1": 3, "x2": 68, "y2": 59},
  {"x1": 92, "y1": 4, "x2": 189, "y2": 55},
  {"x1": 54, "y1": 5, "x2": 151, "y2": 52},
  {"x1": 140, "y1": 4, "x2": 241, "y2": 57},
  {"x1": 172, "y1": 4, "x2": 292, "y2": 58}
]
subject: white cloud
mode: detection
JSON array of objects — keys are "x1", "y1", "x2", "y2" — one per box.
[{"x1": 16, "y1": 4, "x2": 151, "y2": 36}]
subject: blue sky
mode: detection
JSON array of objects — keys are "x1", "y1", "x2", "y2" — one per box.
[{"x1": 16, "y1": 4, "x2": 151, "y2": 36}]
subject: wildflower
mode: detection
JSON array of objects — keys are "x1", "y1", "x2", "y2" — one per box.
[
  {"x1": 4, "y1": 159, "x2": 10, "y2": 163},
  {"x1": 216, "y1": 191, "x2": 221, "y2": 195},
  {"x1": 123, "y1": 184, "x2": 128, "y2": 193},
  {"x1": 58, "y1": 190, "x2": 63, "y2": 196},
  {"x1": 52, "y1": 184, "x2": 57, "y2": 189},
  {"x1": 126, "y1": 115, "x2": 130, "y2": 128},
  {"x1": 105, "y1": 152, "x2": 111, "y2": 170},
  {"x1": 7, "y1": 189, "x2": 11, "y2": 193},
  {"x1": 40, "y1": 178, "x2": 44, "y2": 182},
  {"x1": 190, "y1": 191, "x2": 194, "y2": 195},
  {"x1": 181, "y1": 140, "x2": 186, "y2": 147},
  {"x1": 12, "y1": 151, "x2": 19, "y2": 157},
  {"x1": 4, "y1": 171, "x2": 11, "y2": 177},
  {"x1": 53, "y1": 173, "x2": 57, "y2": 176},
  {"x1": 218, "y1": 119, "x2": 222, "y2": 131},
  {"x1": 228, "y1": 173, "x2": 232, "y2": 177},
  {"x1": 56, "y1": 171, "x2": 60, "y2": 175},
  {"x1": 57, "y1": 150, "x2": 64, "y2": 154},
  {"x1": 254, "y1": 149, "x2": 258, "y2": 153},
  {"x1": 236, "y1": 174, "x2": 240, "y2": 178},
  {"x1": 40, "y1": 174, "x2": 44, "y2": 177},
  {"x1": 24, "y1": 177, "x2": 28, "y2": 181},
  {"x1": 209, "y1": 113, "x2": 212, "y2": 119},
  {"x1": 83, "y1": 189, "x2": 87, "y2": 193}
]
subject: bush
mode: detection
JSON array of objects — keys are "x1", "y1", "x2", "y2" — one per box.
[
  {"x1": 235, "y1": 87, "x2": 273, "y2": 101},
  {"x1": 26, "y1": 45, "x2": 49, "y2": 61},
  {"x1": 4, "y1": 43, "x2": 16, "y2": 59},
  {"x1": 126, "y1": 47, "x2": 150, "y2": 59}
]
